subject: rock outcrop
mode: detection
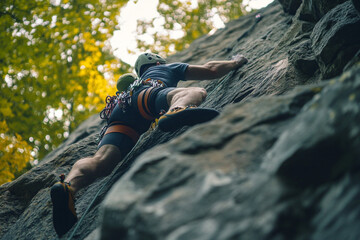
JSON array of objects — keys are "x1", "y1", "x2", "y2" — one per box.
[{"x1": 1, "y1": 0, "x2": 359, "y2": 239}]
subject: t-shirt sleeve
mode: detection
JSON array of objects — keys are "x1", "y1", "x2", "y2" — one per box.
[{"x1": 168, "y1": 63, "x2": 189, "y2": 82}]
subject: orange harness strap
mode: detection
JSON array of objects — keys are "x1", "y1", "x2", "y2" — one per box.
[
  {"x1": 143, "y1": 88, "x2": 153, "y2": 114},
  {"x1": 104, "y1": 123, "x2": 140, "y2": 143},
  {"x1": 137, "y1": 88, "x2": 155, "y2": 120}
]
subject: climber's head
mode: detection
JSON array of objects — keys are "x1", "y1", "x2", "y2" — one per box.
[
  {"x1": 116, "y1": 73, "x2": 137, "y2": 92},
  {"x1": 134, "y1": 52, "x2": 166, "y2": 77}
]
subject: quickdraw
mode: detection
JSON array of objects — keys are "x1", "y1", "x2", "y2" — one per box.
[{"x1": 99, "y1": 95, "x2": 119, "y2": 120}]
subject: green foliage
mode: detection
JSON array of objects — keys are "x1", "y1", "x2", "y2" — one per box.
[
  {"x1": 0, "y1": 121, "x2": 32, "y2": 185},
  {"x1": 0, "y1": 0, "x2": 131, "y2": 165},
  {"x1": 136, "y1": 0, "x2": 245, "y2": 56}
]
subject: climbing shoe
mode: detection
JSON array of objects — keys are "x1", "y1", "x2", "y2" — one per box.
[
  {"x1": 158, "y1": 106, "x2": 219, "y2": 132},
  {"x1": 50, "y1": 174, "x2": 77, "y2": 237}
]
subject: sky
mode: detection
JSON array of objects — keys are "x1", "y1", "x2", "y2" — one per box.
[{"x1": 110, "y1": 0, "x2": 274, "y2": 66}]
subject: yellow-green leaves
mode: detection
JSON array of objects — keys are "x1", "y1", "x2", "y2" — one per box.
[{"x1": 0, "y1": 121, "x2": 33, "y2": 185}]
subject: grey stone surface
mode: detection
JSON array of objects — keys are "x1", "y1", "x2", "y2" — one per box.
[
  {"x1": 353, "y1": 0, "x2": 360, "y2": 14},
  {"x1": 299, "y1": 0, "x2": 348, "y2": 22},
  {"x1": 311, "y1": 1, "x2": 360, "y2": 78},
  {"x1": 278, "y1": 0, "x2": 302, "y2": 14},
  {"x1": 1, "y1": 1, "x2": 360, "y2": 240}
]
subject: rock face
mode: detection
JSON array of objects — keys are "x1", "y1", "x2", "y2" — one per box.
[
  {"x1": 310, "y1": 1, "x2": 360, "y2": 78},
  {"x1": 299, "y1": 0, "x2": 349, "y2": 22},
  {"x1": 1, "y1": 1, "x2": 360, "y2": 240}
]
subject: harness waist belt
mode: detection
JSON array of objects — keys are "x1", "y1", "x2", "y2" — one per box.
[{"x1": 104, "y1": 124, "x2": 140, "y2": 143}]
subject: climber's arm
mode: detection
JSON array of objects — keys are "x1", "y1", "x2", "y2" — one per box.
[{"x1": 185, "y1": 55, "x2": 248, "y2": 81}]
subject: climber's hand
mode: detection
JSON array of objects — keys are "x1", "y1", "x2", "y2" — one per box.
[{"x1": 231, "y1": 54, "x2": 248, "y2": 66}]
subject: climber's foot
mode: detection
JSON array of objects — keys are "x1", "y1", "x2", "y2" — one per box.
[
  {"x1": 158, "y1": 106, "x2": 219, "y2": 132},
  {"x1": 51, "y1": 175, "x2": 77, "y2": 237}
]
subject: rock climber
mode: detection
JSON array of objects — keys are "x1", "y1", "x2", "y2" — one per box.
[{"x1": 50, "y1": 52, "x2": 248, "y2": 236}]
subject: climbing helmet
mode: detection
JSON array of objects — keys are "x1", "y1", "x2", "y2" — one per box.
[{"x1": 134, "y1": 52, "x2": 166, "y2": 76}]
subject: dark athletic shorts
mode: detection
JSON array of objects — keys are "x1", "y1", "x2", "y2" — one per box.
[
  {"x1": 152, "y1": 87, "x2": 174, "y2": 115},
  {"x1": 98, "y1": 131, "x2": 135, "y2": 154},
  {"x1": 97, "y1": 87, "x2": 175, "y2": 154}
]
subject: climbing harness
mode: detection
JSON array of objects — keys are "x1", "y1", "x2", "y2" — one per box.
[
  {"x1": 104, "y1": 121, "x2": 140, "y2": 143},
  {"x1": 136, "y1": 87, "x2": 157, "y2": 120},
  {"x1": 99, "y1": 78, "x2": 165, "y2": 120},
  {"x1": 97, "y1": 78, "x2": 165, "y2": 144}
]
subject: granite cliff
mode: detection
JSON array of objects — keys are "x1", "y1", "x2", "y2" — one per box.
[{"x1": 1, "y1": 0, "x2": 360, "y2": 239}]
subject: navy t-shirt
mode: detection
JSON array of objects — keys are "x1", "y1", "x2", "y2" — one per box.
[{"x1": 140, "y1": 63, "x2": 189, "y2": 87}]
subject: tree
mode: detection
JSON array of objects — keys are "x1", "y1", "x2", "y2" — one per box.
[
  {"x1": 136, "y1": 0, "x2": 245, "y2": 56},
  {"x1": 0, "y1": 121, "x2": 32, "y2": 184},
  {"x1": 0, "y1": 0, "x2": 130, "y2": 174}
]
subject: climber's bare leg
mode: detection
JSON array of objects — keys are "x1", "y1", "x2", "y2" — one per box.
[
  {"x1": 166, "y1": 87, "x2": 207, "y2": 110},
  {"x1": 65, "y1": 145, "x2": 122, "y2": 195}
]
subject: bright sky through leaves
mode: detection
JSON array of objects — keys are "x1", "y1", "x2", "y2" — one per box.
[{"x1": 110, "y1": 0, "x2": 274, "y2": 66}]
